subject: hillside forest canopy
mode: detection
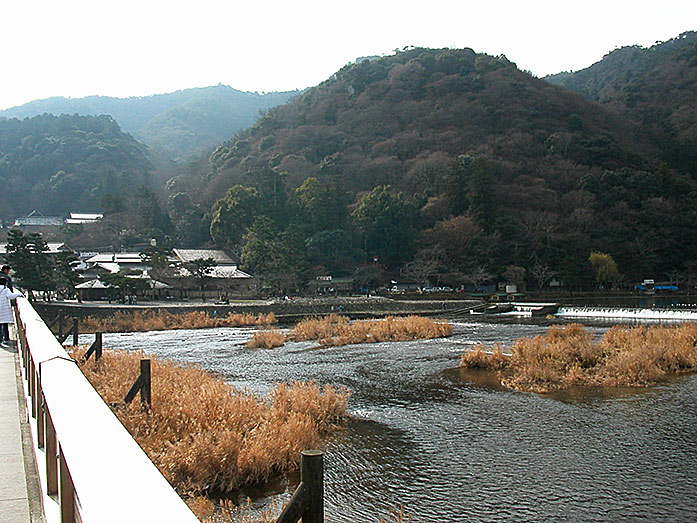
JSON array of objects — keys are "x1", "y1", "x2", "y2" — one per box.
[{"x1": 2, "y1": 34, "x2": 697, "y2": 294}]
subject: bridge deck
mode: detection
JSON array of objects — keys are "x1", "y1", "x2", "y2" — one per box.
[{"x1": 0, "y1": 341, "x2": 38, "y2": 523}]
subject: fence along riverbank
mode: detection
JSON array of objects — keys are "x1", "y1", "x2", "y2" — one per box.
[{"x1": 13, "y1": 297, "x2": 199, "y2": 523}]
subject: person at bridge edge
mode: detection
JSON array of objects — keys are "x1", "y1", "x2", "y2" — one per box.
[
  {"x1": 1, "y1": 265, "x2": 13, "y2": 291},
  {"x1": 0, "y1": 277, "x2": 23, "y2": 347}
]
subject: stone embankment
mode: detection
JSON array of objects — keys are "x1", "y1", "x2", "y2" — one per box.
[{"x1": 34, "y1": 296, "x2": 479, "y2": 324}]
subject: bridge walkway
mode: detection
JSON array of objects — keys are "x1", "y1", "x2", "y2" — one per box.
[{"x1": 1, "y1": 340, "x2": 42, "y2": 523}]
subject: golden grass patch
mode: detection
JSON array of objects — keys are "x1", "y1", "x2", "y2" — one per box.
[
  {"x1": 81, "y1": 310, "x2": 276, "y2": 333},
  {"x1": 73, "y1": 348, "x2": 349, "y2": 496},
  {"x1": 460, "y1": 322, "x2": 697, "y2": 393},
  {"x1": 289, "y1": 314, "x2": 452, "y2": 347},
  {"x1": 245, "y1": 329, "x2": 286, "y2": 349}
]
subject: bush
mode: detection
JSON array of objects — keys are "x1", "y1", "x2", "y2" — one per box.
[
  {"x1": 460, "y1": 323, "x2": 697, "y2": 392},
  {"x1": 245, "y1": 328, "x2": 286, "y2": 349},
  {"x1": 74, "y1": 349, "x2": 349, "y2": 494}
]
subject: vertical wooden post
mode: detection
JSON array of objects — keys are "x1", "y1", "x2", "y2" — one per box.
[
  {"x1": 58, "y1": 313, "x2": 64, "y2": 341},
  {"x1": 37, "y1": 392, "x2": 45, "y2": 449},
  {"x1": 29, "y1": 358, "x2": 37, "y2": 418},
  {"x1": 301, "y1": 450, "x2": 324, "y2": 523},
  {"x1": 46, "y1": 410, "x2": 58, "y2": 497},
  {"x1": 59, "y1": 444, "x2": 76, "y2": 522},
  {"x1": 276, "y1": 450, "x2": 325, "y2": 523},
  {"x1": 72, "y1": 317, "x2": 79, "y2": 346},
  {"x1": 124, "y1": 359, "x2": 151, "y2": 410},
  {"x1": 84, "y1": 332, "x2": 102, "y2": 361},
  {"x1": 140, "y1": 359, "x2": 151, "y2": 410},
  {"x1": 95, "y1": 332, "x2": 102, "y2": 360}
]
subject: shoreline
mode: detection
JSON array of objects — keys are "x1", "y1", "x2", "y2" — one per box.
[{"x1": 32, "y1": 296, "x2": 480, "y2": 324}]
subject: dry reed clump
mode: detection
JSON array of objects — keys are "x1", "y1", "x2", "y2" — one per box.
[
  {"x1": 459, "y1": 344, "x2": 508, "y2": 371},
  {"x1": 245, "y1": 328, "x2": 286, "y2": 349},
  {"x1": 73, "y1": 348, "x2": 349, "y2": 495},
  {"x1": 459, "y1": 322, "x2": 697, "y2": 393},
  {"x1": 187, "y1": 496, "x2": 280, "y2": 523},
  {"x1": 289, "y1": 314, "x2": 452, "y2": 347},
  {"x1": 290, "y1": 314, "x2": 350, "y2": 341},
  {"x1": 378, "y1": 507, "x2": 411, "y2": 523},
  {"x1": 81, "y1": 310, "x2": 276, "y2": 333}
]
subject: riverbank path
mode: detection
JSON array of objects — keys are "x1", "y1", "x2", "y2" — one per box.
[{"x1": 1, "y1": 340, "x2": 41, "y2": 522}]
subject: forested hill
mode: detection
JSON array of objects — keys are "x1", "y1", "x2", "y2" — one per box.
[
  {"x1": 0, "y1": 114, "x2": 154, "y2": 221},
  {"x1": 188, "y1": 46, "x2": 697, "y2": 290},
  {"x1": 0, "y1": 86, "x2": 298, "y2": 161},
  {"x1": 545, "y1": 32, "x2": 697, "y2": 171}
]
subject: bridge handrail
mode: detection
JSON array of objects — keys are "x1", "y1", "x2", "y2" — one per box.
[{"x1": 14, "y1": 297, "x2": 199, "y2": 523}]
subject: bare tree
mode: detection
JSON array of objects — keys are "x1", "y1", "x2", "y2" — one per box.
[
  {"x1": 401, "y1": 246, "x2": 446, "y2": 286},
  {"x1": 463, "y1": 266, "x2": 493, "y2": 291},
  {"x1": 530, "y1": 264, "x2": 557, "y2": 292}
]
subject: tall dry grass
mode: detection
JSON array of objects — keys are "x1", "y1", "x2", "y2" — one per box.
[
  {"x1": 73, "y1": 348, "x2": 349, "y2": 496},
  {"x1": 245, "y1": 329, "x2": 286, "y2": 349},
  {"x1": 290, "y1": 315, "x2": 452, "y2": 347},
  {"x1": 190, "y1": 497, "x2": 410, "y2": 523},
  {"x1": 189, "y1": 497, "x2": 280, "y2": 522},
  {"x1": 460, "y1": 322, "x2": 697, "y2": 393},
  {"x1": 81, "y1": 310, "x2": 276, "y2": 333}
]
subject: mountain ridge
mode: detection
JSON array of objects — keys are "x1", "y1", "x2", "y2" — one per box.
[{"x1": 0, "y1": 85, "x2": 298, "y2": 161}]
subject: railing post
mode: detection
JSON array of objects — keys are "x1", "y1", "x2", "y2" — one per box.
[
  {"x1": 124, "y1": 359, "x2": 151, "y2": 410},
  {"x1": 46, "y1": 409, "x2": 58, "y2": 497},
  {"x1": 59, "y1": 443, "x2": 76, "y2": 522},
  {"x1": 29, "y1": 357, "x2": 37, "y2": 418},
  {"x1": 276, "y1": 450, "x2": 324, "y2": 523},
  {"x1": 140, "y1": 358, "x2": 151, "y2": 409},
  {"x1": 37, "y1": 392, "x2": 45, "y2": 449},
  {"x1": 301, "y1": 450, "x2": 324, "y2": 523},
  {"x1": 72, "y1": 317, "x2": 79, "y2": 346},
  {"x1": 84, "y1": 332, "x2": 103, "y2": 362}
]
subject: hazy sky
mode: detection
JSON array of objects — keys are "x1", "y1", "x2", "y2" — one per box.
[{"x1": 1, "y1": 0, "x2": 695, "y2": 110}]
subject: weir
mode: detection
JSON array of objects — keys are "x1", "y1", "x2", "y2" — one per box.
[
  {"x1": 556, "y1": 306, "x2": 697, "y2": 321},
  {"x1": 11, "y1": 297, "x2": 200, "y2": 523}
]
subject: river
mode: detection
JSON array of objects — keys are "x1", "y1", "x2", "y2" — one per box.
[{"x1": 93, "y1": 314, "x2": 697, "y2": 522}]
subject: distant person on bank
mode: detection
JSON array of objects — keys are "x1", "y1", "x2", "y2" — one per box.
[
  {"x1": 1, "y1": 265, "x2": 13, "y2": 291},
  {"x1": 0, "y1": 278, "x2": 23, "y2": 347}
]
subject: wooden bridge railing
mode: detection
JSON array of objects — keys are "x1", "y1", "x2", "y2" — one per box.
[{"x1": 13, "y1": 297, "x2": 200, "y2": 523}]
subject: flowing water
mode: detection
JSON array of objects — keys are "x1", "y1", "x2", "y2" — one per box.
[{"x1": 93, "y1": 315, "x2": 697, "y2": 522}]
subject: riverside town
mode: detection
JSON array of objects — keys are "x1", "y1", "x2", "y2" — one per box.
[{"x1": 2, "y1": 27, "x2": 697, "y2": 523}]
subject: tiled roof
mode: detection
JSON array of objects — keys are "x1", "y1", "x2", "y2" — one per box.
[{"x1": 172, "y1": 249, "x2": 236, "y2": 264}]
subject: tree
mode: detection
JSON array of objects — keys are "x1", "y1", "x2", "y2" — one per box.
[
  {"x1": 167, "y1": 192, "x2": 210, "y2": 246},
  {"x1": 445, "y1": 155, "x2": 498, "y2": 230},
  {"x1": 425, "y1": 214, "x2": 484, "y2": 271},
  {"x1": 4, "y1": 229, "x2": 55, "y2": 300},
  {"x1": 100, "y1": 271, "x2": 150, "y2": 301},
  {"x1": 401, "y1": 246, "x2": 446, "y2": 286},
  {"x1": 134, "y1": 186, "x2": 172, "y2": 240},
  {"x1": 462, "y1": 266, "x2": 492, "y2": 292},
  {"x1": 305, "y1": 229, "x2": 360, "y2": 272},
  {"x1": 241, "y1": 218, "x2": 307, "y2": 295},
  {"x1": 589, "y1": 251, "x2": 620, "y2": 288},
  {"x1": 186, "y1": 257, "x2": 217, "y2": 280},
  {"x1": 502, "y1": 265, "x2": 526, "y2": 289},
  {"x1": 295, "y1": 177, "x2": 347, "y2": 233},
  {"x1": 353, "y1": 264, "x2": 386, "y2": 294},
  {"x1": 140, "y1": 246, "x2": 175, "y2": 282},
  {"x1": 530, "y1": 264, "x2": 557, "y2": 292},
  {"x1": 210, "y1": 185, "x2": 263, "y2": 250},
  {"x1": 184, "y1": 257, "x2": 217, "y2": 300},
  {"x1": 53, "y1": 251, "x2": 81, "y2": 297},
  {"x1": 352, "y1": 185, "x2": 418, "y2": 269}
]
